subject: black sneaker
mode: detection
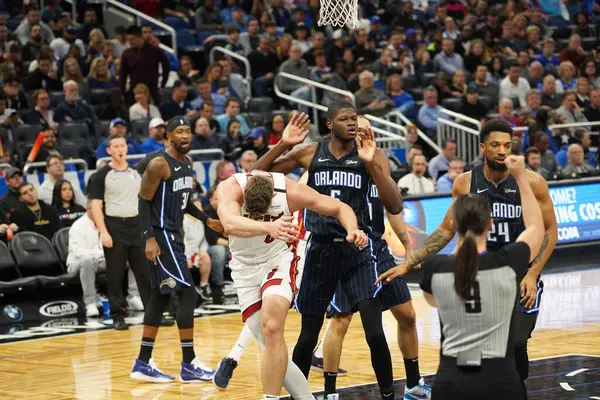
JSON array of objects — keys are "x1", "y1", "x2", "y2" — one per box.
[
  {"x1": 196, "y1": 285, "x2": 213, "y2": 303},
  {"x1": 113, "y1": 318, "x2": 129, "y2": 330},
  {"x1": 212, "y1": 286, "x2": 225, "y2": 305},
  {"x1": 310, "y1": 353, "x2": 348, "y2": 375},
  {"x1": 212, "y1": 357, "x2": 238, "y2": 390}
]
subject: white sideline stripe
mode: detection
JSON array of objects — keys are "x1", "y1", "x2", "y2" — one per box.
[
  {"x1": 565, "y1": 368, "x2": 588, "y2": 377},
  {"x1": 559, "y1": 382, "x2": 574, "y2": 391}
]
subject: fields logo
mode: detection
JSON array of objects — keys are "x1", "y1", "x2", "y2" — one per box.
[
  {"x1": 3, "y1": 305, "x2": 23, "y2": 321},
  {"x1": 39, "y1": 301, "x2": 79, "y2": 317}
]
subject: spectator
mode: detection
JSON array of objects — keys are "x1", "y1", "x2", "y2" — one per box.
[
  {"x1": 195, "y1": 0, "x2": 222, "y2": 32},
  {"x1": 24, "y1": 54, "x2": 61, "y2": 92},
  {"x1": 429, "y1": 139, "x2": 457, "y2": 181},
  {"x1": 54, "y1": 80, "x2": 98, "y2": 123},
  {"x1": 540, "y1": 75, "x2": 562, "y2": 109},
  {"x1": 177, "y1": 56, "x2": 199, "y2": 86},
  {"x1": 536, "y1": 38, "x2": 559, "y2": 71},
  {"x1": 159, "y1": 80, "x2": 197, "y2": 121},
  {"x1": 23, "y1": 89, "x2": 57, "y2": 127},
  {"x1": 62, "y1": 56, "x2": 90, "y2": 100},
  {"x1": 192, "y1": 117, "x2": 225, "y2": 151},
  {"x1": 218, "y1": 59, "x2": 250, "y2": 103},
  {"x1": 51, "y1": 178, "x2": 86, "y2": 227},
  {"x1": 499, "y1": 64, "x2": 531, "y2": 108},
  {"x1": 11, "y1": 183, "x2": 60, "y2": 241},
  {"x1": 557, "y1": 90, "x2": 589, "y2": 125},
  {"x1": 397, "y1": 154, "x2": 435, "y2": 195},
  {"x1": 139, "y1": 118, "x2": 166, "y2": 154},
  {"x1": 581, "y1": 59, "x2": 600, "y2": 89},
  {"x1": 279, "y1": 44, "x2": 312, "y2": 110},
  {"x1": 292, "y1": 23, "x2": 311, "y2": 55},
  {"x1": 460, "y1": 87, "x2": 487, "y2": 121},
  {"x1": 213, "y1": 160, "x2": 236, "y2": 187},
  {"x1": 15, "y1": 6, "x2": 55, "y2": 46},
  {"x1": 120, "y1": 26, "x2": 169, "y2": 105},
  {"x1": 77, "y1": 9, "x2": 107, "y2": 44},
  {"x1": 512, "y1": 135, "x2": 522, "y2": 156},
  {"x1": 38, "y1": 153, "x2": 86, "y2": 206},
  {"x1": 244, "y1": 127, "x2": 269, "y2": 158},
  {"x1": 3, "y1": 75, "x2": 27, "y2": 112},
  {"x1": 199, "y1": 101, "x2": 221, "y2": 132},
  {"x1": 110, "y1": 26, "x2": 128, "y2": 58},
  {"x1": 386, "y1": 74, "x2": 415, "y2": 116},
  {"x1": 449, "y1": 70, "x2": 467, "y2": 98},
  {"x1": 560, "y1": 34, "x2": 585, "y2": 69},
  {"x1": 464, "y1": 39, "x2": 489, "y2": 73},
  {"x1": 26, "y1": 126, "x2": 58, "y2": 163},
  {"x1": 531, "y1": 132, "x2": 559, "y2": 175},
  {"x1": 528, "y1": 61, "x2": 544, "y2": 88},
  {"x1": 497, "y1": 98, "x2": 522, "y2": 127},
  {"x1": 436, "y1": 158, "x2": 464, "y2": 192},
  {"x1": 418, "y1": 87, "x2": 446, "y2": 136},
  {"x1": 87, "y1": 57, "x2": 117, "y2": 90},
  {"x1": 525, "y1": 147, "x2": 551, "y2": 179},
  {"x1": 0, "y1": 167, "x2": 25, "y2": 215},
  {"x1": 99, "y1": 87, "x2": 127, "y2": 121},
  {"x1": 95, "y1": 118, "x2": 141, "y2": 160},
  {"x1": 468, "y1": 64, "x2": 498, "y2": 99},
  {"x1": 203, "y1": 186, "x2": 228, "y2": 304},
  {"x1": 487, "y1": 56, "x2": 505, "y2": 85},
  {"x1": 370, "y1": 48, "x2": 397, "y2": 81},
  {"x1": 556, "y1": 61, "x2": 577, "y2": 91},
  {"x1": 190, "y1": 78, "x2": 227, "y2": 115},
  {"x1": 276, "y1": 33, "x2": 293, "y2": 64},
  {"x1": 87, "y1": 28, "x2": 106, "y2": 61},
  {"x1": 222, "y1": 119, "x2": 243, "y2": 154},
  {"x1": 433, "y1": 38, "x2": 464, "y2": 78},
  {"x1": 394, "y1": 144, "x2": 424, "y2": 179},
  {"x1": 576, "y1": 77, "x2": 591, "y2": 108},
  {"x1": 351, "y1": 28, "x2": 377, "y2": 62},
  {"x1": 238, "y1": 150, "x2": 257, "y2": 173},
  {"x1": 128, "y1": 83, "x2": 161, "y2": 121},
  {"x1": 524, "y1": 90, "x2": 542, "y2": 116},
  {"x1": 433, "y1": 72, "x2": 453, "y2": 101},
  {"x1": 248, "y1": 36, "x2": 280, "y2": 97},
  {"x1": 557, "y1": 130, "x2": 597, "y2": 168},
  {"x1": 562, "y1": 143, "x2": 596, "y2": 177},
  {"x1": 355, "y1": 70, "x2": 395, "y2": 117},
  {"x1": 57, "y1": 45, "x2": 87, "y2": 80},
  {"x1": 216, "y1": 98, "x2": 250, "y2": 136},
  {"x1": 303, "y1": 32, "x2": 326, "y2": 66},
  {"x1": 50, "y1": 25, "x2": 85, "y2": 60},
  {"x1": 322, "y1": 59, "x2": 348, "y2": 107},
  {"x1": 584, "y1": 88, "x2": 600, "y2": 122},
  {"x1": 22, "y1": 24, "x2": 45, "y2": 62}
]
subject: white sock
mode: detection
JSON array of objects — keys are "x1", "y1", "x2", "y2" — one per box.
[
  {"x1": 313, "y1": 318, "x2": 332, "y2": 359},
  {"x1": 200, "y1": 282, "x2": 208, "y2": 288},
  {"x1": 246, "y1": 313, "x2": 315, "y2": 400},
  {"x1": 228, "y1": 323, "x2": 254, "y2": 362}
]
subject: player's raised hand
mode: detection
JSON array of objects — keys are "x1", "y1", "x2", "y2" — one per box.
[
  {"x1": 375, "y1": 263, "x2": 411, "y2": 285},
  {"x1": 505, "y1": 155, "x2": 526, "y2": 178},
  {"x1": 356, "y1": 124, "x2": 377, "y2": 163},
  {"x1": 145, "y1": 237, "x2": 161, "y2": 265},
  {"x1": 281, "y1": 112, "x2": 311, "y2": 146},
  {"x1": 346, "y1": 229, "x2": 368, "y2": 249},
  {"x1": 267, "y1": 216, "x2": 299, "y2": 243},
  {"x1": 207, "y1": 218, "x2": 224, "y2": 234}
]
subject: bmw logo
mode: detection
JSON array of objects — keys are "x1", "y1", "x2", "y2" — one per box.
[{"x1": 3, "y1": 304, "x2": 23, "y2": 322}]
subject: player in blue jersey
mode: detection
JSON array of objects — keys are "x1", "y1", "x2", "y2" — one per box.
[
  {"x1": 379, "y1": 119, "x2": 558, "y2": 390},
  {"x1": 252, "y1": 102, "x2": 404, "y2": 399},
  {"x1": 131, "y1": 117, "x2": 222, "y2": 383}
]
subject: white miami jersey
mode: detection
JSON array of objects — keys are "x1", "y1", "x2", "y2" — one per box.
[{"x1": 229, "y1": 172, "x2": 293, "y2": 266}]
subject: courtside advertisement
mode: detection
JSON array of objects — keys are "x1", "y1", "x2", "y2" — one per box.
[{"x1": 385, "y1": 179, "x2": 600, "y2": 257}]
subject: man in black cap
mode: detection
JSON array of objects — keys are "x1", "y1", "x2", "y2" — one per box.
[
  {"x1": 50, "y1": 24, "x2": 85, "y2": 59},
  {"x1": 0, "y1": 167, "x2": 25, "y2": 216},
  {"x1": 3, "y1": 75, "x2": 27, "y2": 112}
]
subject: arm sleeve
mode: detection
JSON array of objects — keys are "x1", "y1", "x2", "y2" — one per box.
[
  {"x1": 185, "y1": 196, "x2": 208, "y2": 222},
  {"x1": 503, "y1": 242, "x2": 531, "y2": 281},
  {"x1": 419, "y1": 257, "x2": 435, "y2": 294},
  {"x1": 87, "y1": 168, "x2": 107, "y2": 200}
]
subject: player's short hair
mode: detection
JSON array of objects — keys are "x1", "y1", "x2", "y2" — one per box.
[
  {"x1": 107, "y1": 133, "x2": 125, "y2": 146},
  {"x1": 244, "y1": 176, "x2": 274, "y2": 219},
  {"x1": 480, "y1": 119, "x2": 513, "y2": 143},
  {"x1": 327, "y1": 100, "x2": 356, "y2": 120}
]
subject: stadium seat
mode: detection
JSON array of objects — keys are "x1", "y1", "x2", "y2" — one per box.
[
  {"x1": 421, "y1": 73, "x2": 436, "y2": 87},
  {"x1": 582, "y1": 37, "x2": 598, "y2": 51},
  {"x1": 52, "y1": 228, "x2": 70, "y2": 265},
  {"x1": 0, "y1": 241, "x2": 18, "y2": 281},
  {"x1": 164, "y1": 16, "x2": 189, "y2": 31},
  {"x1": 407, "y1": 87, "x2": 424, "y2": 101},
  {"x1": 177, "y1": 30, "x2": 197, "y2": 50},
  {"x1": 0, "y1": 276, "x2": 38, "y2": 298},
  {"x1": 95, "y1": 120, "x2": 111, "y2": 139},
  {"x1": 13, "y1": 124, "x2": 42, "y2": 147},
  {"x1": 402, "y1": 75, "x2": 419, "y2": 90},
  {"x1": 131, "y1": 119, "x2": 151, "y2": 138},
  {"x1": 248, "y1": 97, "x2": 275, "y2": 114},
  {"x1": 441, "y1": 98, "x2": 461, "y2": 112},
  {"x1": 89, "y1": 89, "x2": 106, "y2": 105},
  {"x1": 479, "y1": 95, "x2": 495, "y2": 111},
  {"x1": 10, "y1": 232, "x2": 64, "y2": 277},
  {"x1": 50, "y1": 91, "x2": 66, "y2": 107},
  {"x1": 242, "y1": 112, "x2": 266, "y2": 127},
  {"x1": 197, "y1": 31, "x2": 213, "y2": 44},
  {"x1": 60, "y1": 122, "x2": 91, "y2": 142},
  {"x1": 6, "y1": 16, "x2": 21, "y2": 32}
]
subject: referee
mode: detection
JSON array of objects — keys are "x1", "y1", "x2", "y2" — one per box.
[
  {"x1": 419, "y1": 155, "x2": 544, "y2": 400},
  {"x1": 89, "y1": 133, "x2": 151, "y2": 330}
]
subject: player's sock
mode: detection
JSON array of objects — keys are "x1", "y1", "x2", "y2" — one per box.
[
  {"x1": 228, "y1": 323, "x2": 254, "y2": 362},
  {"x1": 181, "y1": 339, "x2": 195, "y2": 364},
  {"x1": 138, "y1": 337, "x2": 155, "y2": 363},
  {"x1": 263, "y1": 395, "x2": 279, "y2": 399},
  {"x1": 324, "y1": 372, "x2": 337, "y2": 395},
  {"x1": 313, "y1": 319, "x2": 331, "y2": 359},
  {"x1": 404, "y1": 357, "x2": 421, "y2": 388}
]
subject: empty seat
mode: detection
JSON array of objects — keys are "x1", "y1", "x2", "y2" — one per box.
[
  {"x1": 420, "y1": 72, "x2": 437, "y2": 87},
  {"x1": 89, "y1": 89, "x2": 106, "y2": 105},
  {"x1": 441, "y1": 98, "x2": 462, "y2": 112},
  {"x1": 10, "y1": 232, "x2": 64, "y2": 277},
  {"x1": 59, "y1": 122, "x2": 91, "y2": 142},
  {"x1": 131, "y1": 119, "x2": 151, "y2": 138},
  {"x1": 177, "y1": 29, "x2": 197, "y2": 49},
  {"x1": 53, "y1": 227, "x2": 70, "y2": 265},
  {"x1": 407, "y1": 87, "x2": 424, "y2": 101},
  {"x1": 402, "y1": 75, "x2": 418, "y2": 90},
  {"x1": 248, "y1": 97, "x2": 275, "y2": 113},
  {"x1": 582, "y1": 37, "x2": 598, "y2": 51},
  {"x1": 95, "y1": 120, "x2": 111, "y2": 139},
  {"x1": 13, "y1": 124, "x2": 43, "y2": 146},
  {"x1": 242, "y1": 112, "x2": 265, "y2": 127},
  {"x1": 164, "y1": 16, "x2": 189, "y2": 31},
  {"x1": 0, "y1": 241, "x2": 18, "y2": 281},
  {"x1": 50, "y1": 91, "x2": 65, "y2": 107}
]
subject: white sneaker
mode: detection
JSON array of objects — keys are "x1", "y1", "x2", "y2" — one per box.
[
  {"x1": 86, "y1": 303, "x2": 99, "y2": 317},
  {"x1": 128, "y1": 295, "x2": 145, "y2": 311}
]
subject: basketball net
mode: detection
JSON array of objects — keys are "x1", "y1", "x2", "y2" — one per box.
[{"x1": 318, "y1": 0, "x2": 360, "y2": 29}]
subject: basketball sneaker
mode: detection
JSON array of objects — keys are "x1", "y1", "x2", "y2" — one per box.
[
  {"x1": 196, "y1": 284, "x2": 213, "y2": 302},
  {"x1": 310, "y1": 354, "x2": 348, "y2": 376},
  {"x1": 212, "y1": 357, "x2": 238, "y2": 390},
  {"x1": 86, "y1": 303, "x2": 99, "y2": 317},
  {"x1": 130, "y1": 358, "x2": 175, "y2": 383},
  {"x1": 180, "y1": 358, "x2": 215, "y2": 383},
  {"x1": 404, "y1": 378, "x2": 431, "y2": 400},
  {"x1": 128, "y1": 295, "x2": 145, "y2": 311}
]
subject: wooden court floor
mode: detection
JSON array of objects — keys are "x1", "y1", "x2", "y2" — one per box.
[{"x1": 0, "y1": 268, "x2": 599, "y2": 400}]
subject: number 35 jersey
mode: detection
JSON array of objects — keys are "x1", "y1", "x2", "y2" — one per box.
[
  {"x1": 469, "y1": 164, "x2": 525, "y2": 252},
  {"x1": 229, "y1": 172, "x2": 293, "y2": 266}
]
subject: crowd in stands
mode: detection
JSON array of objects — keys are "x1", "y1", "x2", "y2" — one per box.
[{"x1": 1, "y1": 0, "x2": 600, "y2": 313}]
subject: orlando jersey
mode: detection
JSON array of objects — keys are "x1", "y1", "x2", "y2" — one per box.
[
  {"x1": 367, "y1": 184, "x2": 385, "y2": 239},
  {"x1": 469, "y1": 164, "x2": 525, "y2": 251},
  {"x1": 305, "y1": 140, "x2": 371, "y2": 237},
  {"x1": 150, "y1": 151, "x2": 194, "y2": 232}
]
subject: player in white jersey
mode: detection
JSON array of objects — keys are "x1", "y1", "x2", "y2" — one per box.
[{"x1": 216, "y1": 171, "x2": 367, "y2": 400}]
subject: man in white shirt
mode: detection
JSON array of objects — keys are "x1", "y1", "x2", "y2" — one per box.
[
  {"x1": 397, "y1": 154, "x2": 435, "y2": 195},
  {"x1": 37, "y1": 154, "x2": 87, "y2": 206},
  {"x1": 499, "y1": 64, "x2": 531, "y2": 108},
  {"x1": 67, "y1": 202, "x2": 143, "y2": 317}
]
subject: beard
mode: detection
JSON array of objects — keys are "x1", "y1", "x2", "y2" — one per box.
[{"x1": 485, "y1": 156, "x2": 507, "y2": 171}]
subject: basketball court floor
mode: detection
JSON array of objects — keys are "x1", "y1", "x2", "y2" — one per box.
[{"x1": 0, "y1": 267, "x2": 598, "y2": 399}]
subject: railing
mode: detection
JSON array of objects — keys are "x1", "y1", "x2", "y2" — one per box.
[
  {"x1": 438, "y1": 118, "x2": 480, "y2": 163},
  {"x1": 106, "y1": 0, "x2": 177, "y2": 56},
  {"x1": 23, "y1": 159, "x2": 88, "y2": 175},
  {"x1": 439, "y1": 107, "x2": 482, "y2": 131},
  {"x1": 274, "y1": 72, "x2": 355, "y2": 124},
  {"x1": 513, "y1": 120, "x2": 600, "y2": 134},
  {"x1": 209, "y1": 46, "x2": 252, "y2": 101},
  {"x1": 386, "y1": 110, "x2": 442, "y2": 155},
  {"x1": 364, "y1": 114, "x2": 407, "y2": 149}
]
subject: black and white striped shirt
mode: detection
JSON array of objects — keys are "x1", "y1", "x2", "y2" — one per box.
[{"x1": 420, "y1": 242, "x2": 530, "y2": 359}]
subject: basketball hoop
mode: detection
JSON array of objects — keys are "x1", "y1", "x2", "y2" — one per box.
[{"x1": 318, "y1": 0, "x2": 360, "y2": 29}]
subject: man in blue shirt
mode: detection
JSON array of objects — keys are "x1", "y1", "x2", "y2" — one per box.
[
  {"x1": 418, "y1": 87, "x2": 447, "y2": 137},
  {"x1": 428, "y1": 138, "x2": 457, "y2": 181},
  {"x1": 215, "y1": 98, "x2": 250, "y2": 135},
  {"x1": 436, "y1": 158, "x2": 464, "y2": 192},
  {"x1": 191, "y1": 79, "x2": 227, "y2": 115},
  {"x1": 95, "y1": 118, "x2": 141, "y2": 160},
  {"x1": 140, "y1": 117, "x2": 166, "y2": 153}
]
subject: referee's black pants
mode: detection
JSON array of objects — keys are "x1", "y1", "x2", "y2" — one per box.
[{"x1": 104, "y1": 216, "x2": 151, "y2": 320}]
